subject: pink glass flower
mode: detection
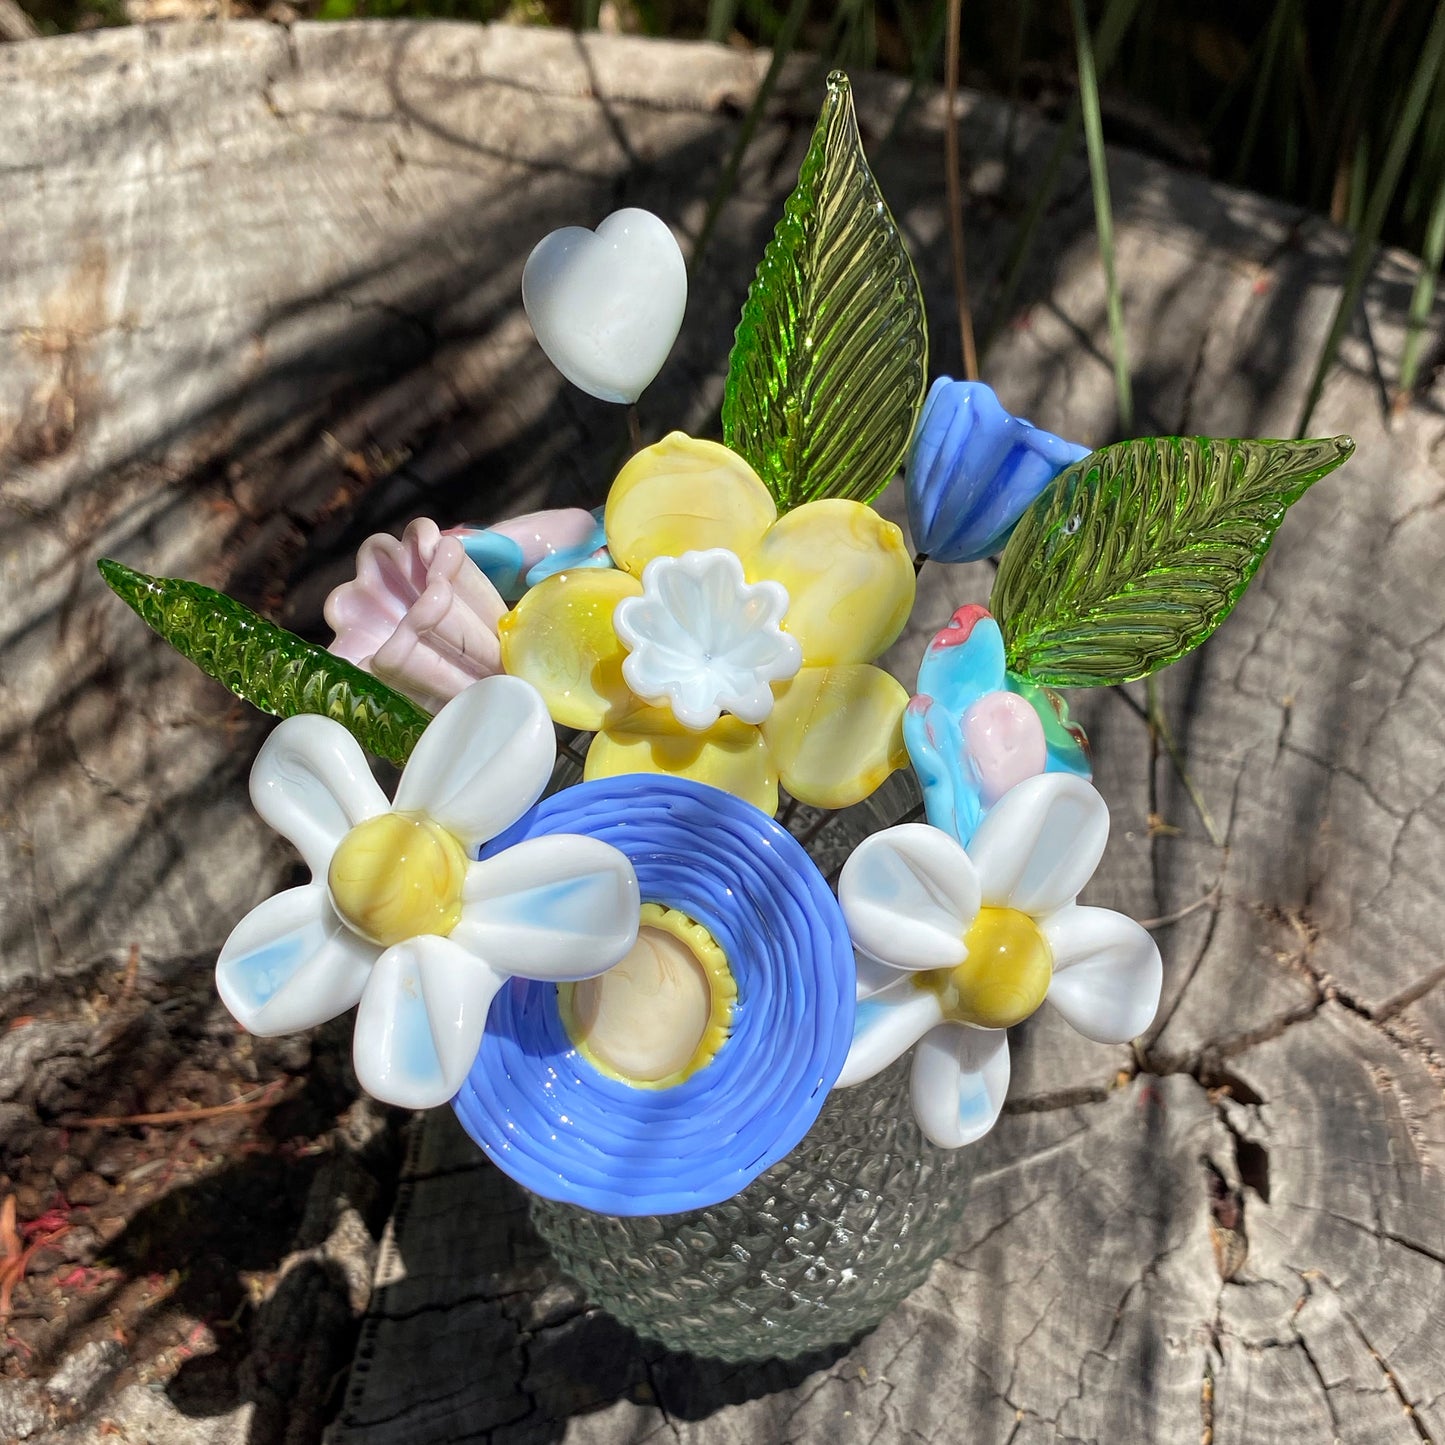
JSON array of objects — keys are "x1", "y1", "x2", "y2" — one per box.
[{"x1": 325, "y1": 519, "x2": 508, "y2": 714}]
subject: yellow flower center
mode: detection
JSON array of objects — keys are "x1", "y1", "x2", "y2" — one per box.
[
  {"x1": 914, "y1": 907, "x2": 1053, "y2": 1030},
  {"x1": 560, "y1": 904, "x2": 736, "y2": 1088},
  {"x1": 327, "y1": 812, "x2": 468, "y2": 947}
]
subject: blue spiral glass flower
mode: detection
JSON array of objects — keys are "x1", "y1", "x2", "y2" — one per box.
[
  {"x1": 452, "y1": 774, "x2": 856, "y2": 1216},
  {"x1": 906, "y1": 379, "x2": 1089, "y2": 564}
]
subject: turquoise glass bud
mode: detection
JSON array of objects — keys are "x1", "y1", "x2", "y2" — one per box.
[
  {"x1": 904, "y1": 605, "x2": 1092, "y2": 845},
  {"x1": 449, "y1": 507, "x2": 610, "y2": 602},
  {"x1": 905, "y1": 379, "x2": 1089, "y2": 563}
]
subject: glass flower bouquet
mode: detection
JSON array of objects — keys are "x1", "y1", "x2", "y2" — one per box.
[{"x1": 98, "y1": 74, "x2": 1353, "y2": 1361}]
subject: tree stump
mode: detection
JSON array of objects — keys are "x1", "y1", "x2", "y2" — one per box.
[{"x1": 1, "y1": 20, "x2": 1441, "y2": 1445}]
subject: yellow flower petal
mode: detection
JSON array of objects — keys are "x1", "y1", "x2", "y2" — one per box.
[
  {"x1": 761, "y1": 664, "x2": 908, "y2": 809},
  {"x1": 605, "y1": 433, "x2": 777, "y2": 576},
  {"x1": 499, "y1": 570, "x2": 641, "y2": 730},
  {"x1": 585, "y1": 708, "x2": 779, "y2": 816},
  {"x1": 748, "y1": 500, "x2": 915, "y2": 666}
]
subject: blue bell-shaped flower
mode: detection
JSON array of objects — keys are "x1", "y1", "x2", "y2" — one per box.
[{"x1": 905, "y1": 379, "x2": 1089, "y2": 564}]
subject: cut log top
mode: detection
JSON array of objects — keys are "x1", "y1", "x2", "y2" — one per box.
[{"x1": 0, "y1": 20, "x2": 1442, "y2": 1445}]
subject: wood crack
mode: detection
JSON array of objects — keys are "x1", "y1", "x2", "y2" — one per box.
[{"x1": 1307, "y1": 1272, "x2": 1440, "y2": 1445}]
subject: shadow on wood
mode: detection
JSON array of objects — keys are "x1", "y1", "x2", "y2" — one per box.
[{"x1": 342, "y1": 1111, "x2": 858, "y2": 1445}]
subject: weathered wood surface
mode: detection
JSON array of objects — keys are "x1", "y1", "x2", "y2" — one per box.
[{"x1": 1, "y1": 19, "x2": 1442, "y2": 1445}]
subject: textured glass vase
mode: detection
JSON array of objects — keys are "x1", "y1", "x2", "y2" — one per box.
[
  {"x1": 525, "y1": 769, "x2": 972, "y2": 1362},
  {"x1": 528, "y1": 1054, "x2": 971, "y2": 1361}
]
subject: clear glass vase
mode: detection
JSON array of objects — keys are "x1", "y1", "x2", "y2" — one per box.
[
  {"x1": 523, "y1": 769, "x2": 972, "y2": 1362},
  {"x1": 527, "y1": 1054, "x2": 971, "y2": 1361}
]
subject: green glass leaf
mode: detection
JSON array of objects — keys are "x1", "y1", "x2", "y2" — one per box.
[
  {"x1": 98, "y1": 559, "x2": 431, "y2": 764},
  {"x1": 721, "y1": 70, "x2": 928, "y2": 511},
  {"x1": 990, "y1": 434, "x2": 1355, "y2": 686}
]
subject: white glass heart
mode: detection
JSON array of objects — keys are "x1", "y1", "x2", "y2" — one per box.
[{"x1": 522, "y1": 208, "x2": 687, "y2": 404}]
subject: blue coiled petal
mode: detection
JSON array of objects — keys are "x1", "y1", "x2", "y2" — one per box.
[
  {"x1": 905, "y1": 379, "x2": 1089, "y2": 564},
  {"x1": 452, "y1": 774, "x2": 855, "y2": 1216}
]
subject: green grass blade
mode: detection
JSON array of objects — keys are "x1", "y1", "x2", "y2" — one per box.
[
  {"x1": 1202, "y1": 20, "x2": 1269, "y2": 140},
  {"x1": 1069, "y1": 0, "x2": 1133, "y2": 432},
  {"x1": 1398, "y1": 68, "x2": 1445, "y2": 396},
  {"x1": 1233, "y1": 0, "x2": 1294, "y2": 186},
  {"x1": 1398, "y1": 176, "x2": 1445, "y2": 400},
  {"x1": 1280, "y1": 4, "x2": 1307, "y2": 197},
  {"x1": 689, "y1": 0, "x2": 810, "y2": 273},
  {"x1": 878, "y1": 0, "x2": 949, "y2": 153},
  {"x1": 838, "y1": 0, "x2": 876, "y2": 71},
  {"x1": 705, "y1": 0, "x2": 738, "y2": 42},
  {"x1": 984, "y1": 0, "x2": 1143, "y2": 362},
  {"x1": 98, "y1": 559, "x2": 431, "y2": 765},
  {"x1": 1345, "y1": 129, "x2": 1370, "y2": 234},
  {"x1": 1309, "y1": 0, "x2": 1380, "y2": 210},
  {"x1": 1146, "y1": 675, "x2": 1224, "y2": 847},
  {"x1": 1001, "y1": 0, "x2": 1035, "y2": 168},
  {"x1": 1297, "y1": 0, "x2": 1445, "y2": 435}
]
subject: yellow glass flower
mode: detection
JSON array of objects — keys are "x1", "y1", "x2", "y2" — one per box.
[{"x1": 499, "y1": 433, "x2": 916, "y2": 814}]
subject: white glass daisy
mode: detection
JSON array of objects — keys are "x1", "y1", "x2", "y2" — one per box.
[
  {"x1": 836, "y1": 773, "x2": 1161, "y2": 1148},
  {"x1": 215, "y1": 675, "x2": 640, "y2": 1109}
]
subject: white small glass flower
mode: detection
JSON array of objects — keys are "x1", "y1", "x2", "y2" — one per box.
[
  {"x1": 836, "y1": 773, "x2": 1161, "y2": 1148},
  {"x1": 612, "y1": 548, "x2": 803, "y2": 730},
  {"x1": 216, "y1": 676, "x2": 640, "y2": 1109}
]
